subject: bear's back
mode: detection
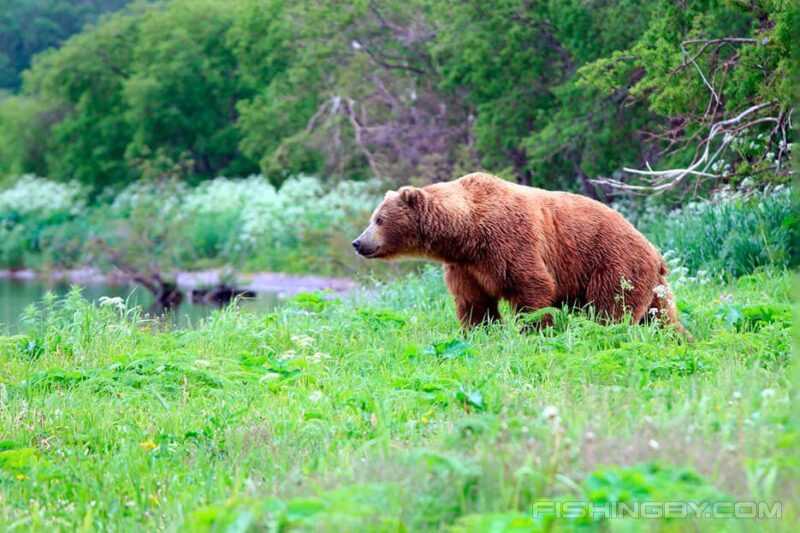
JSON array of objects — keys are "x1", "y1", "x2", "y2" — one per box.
[
  {"x1": 447, "y1": 173, "x2": 660, "y2": 271},
  {"x1": 452, "y1": 172, "x2": 642, "y2": 237}
]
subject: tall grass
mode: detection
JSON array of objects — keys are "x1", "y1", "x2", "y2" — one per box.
[{"x1": 0, "y1": 267, "x2": 796, "y2": 530}]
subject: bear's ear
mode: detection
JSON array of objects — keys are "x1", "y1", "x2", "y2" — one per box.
[{"x1": 399, "y1": 186, "x2": 424, "y2": 208}]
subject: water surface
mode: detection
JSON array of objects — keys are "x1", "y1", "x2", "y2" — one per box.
[{"x1": 0, "y1": 278, "x2": 281, "y2": 334}]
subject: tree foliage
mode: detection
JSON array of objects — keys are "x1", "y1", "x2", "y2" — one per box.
[
  {"x1": 0, "y1": 0, "x2": 794, "y2": 194},
  {"x1": 0, "y1": 0, "x2": 130, "y2": 91}
]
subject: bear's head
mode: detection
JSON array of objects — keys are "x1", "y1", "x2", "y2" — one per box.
[{"x1": 352, "y1": 186, "x2": 426, "y2": 259}]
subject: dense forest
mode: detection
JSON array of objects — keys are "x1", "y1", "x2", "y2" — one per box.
[{"x1": 0, "y1": 0, "x2": 796, "y2": 196}]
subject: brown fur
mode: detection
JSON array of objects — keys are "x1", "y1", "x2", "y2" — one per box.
[{"x1": 353, "y1": 172, "x2": 686, "y2": 333}]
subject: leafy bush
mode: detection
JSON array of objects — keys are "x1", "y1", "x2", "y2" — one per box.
[
  {"x1": 0, "y1": 175, "x2": 380, "y2": 274},
  {"x1": 0, "y1": 176, "x2": 86, "y2": 268},
  {"x1": 1, "y1": 175, "x2": 794, "y2": 278},
  {"x1": 630, "y1": 186, "x2": 796, "y2": 277},
  {"x1": 583, "y1": 462, "x2": 728, "y2": 506},
  {"x1": 178, "y1": 175, "x2": 382, "y2": 272}
]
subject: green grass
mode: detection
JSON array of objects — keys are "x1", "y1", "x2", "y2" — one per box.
[{"x1": 0, "y1": 267, "x2": 797, "y2": 531}]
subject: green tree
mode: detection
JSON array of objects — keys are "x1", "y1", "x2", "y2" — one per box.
[
  {"x1": 0, "y1": 95, "x2": 52, "y2": 180},
  {"x1": 0, "y1": 0, "x2": 130, "y2": 91},
  {"x1": 0, "y1": 0, "x2": 793, "y2": 194},
  {"x1": 230, "y1": 0, "x2": 325, "y2": 183},
  {"x1": 431, "y1": 0, "x2": 657, "y2": 190},
  {"x1": 10, "y1": 0, "x2": 297, "y2": 188},
  {"x1": 23, "y1": 9, "x2": 140, "y2": 189},
  {"x1": 123, "y1": 0, "x2": 260, "y2": 179},
  {"x1": 579, "y1": 0, "x2": 796, "y2": 193}
]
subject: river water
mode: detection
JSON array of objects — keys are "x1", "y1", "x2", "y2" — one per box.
[{"x1": 0, "y1": 278, "x2": 281, "y2": 334}]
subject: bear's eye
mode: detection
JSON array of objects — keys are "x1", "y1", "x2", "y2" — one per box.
[{"x1": 375, "y1": 216, "x2": 384, "y2": 226}]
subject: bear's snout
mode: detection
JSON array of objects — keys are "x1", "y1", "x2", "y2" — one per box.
[
  {"x1": 352, "y1": 225, "x2": 381, "y2": 258},
  {"x1": 352, "y1": 237, "x2": 378, "y2": 258}
]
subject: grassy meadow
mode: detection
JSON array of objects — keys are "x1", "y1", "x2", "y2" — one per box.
[{"x1": 0, "y1": 265, "x2": 796, "y2": 531}]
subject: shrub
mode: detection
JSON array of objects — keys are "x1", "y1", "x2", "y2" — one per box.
[
  {"x1": 0, "y1": 176, "x2": 86, "y2": 269},
  {"x1": 0, "y1": 175, "x2": 85, "y2": 219},
  {"x1": 1, "y1": 175, "x2": 795, "y2": 278},
  {"x1": 0, "y1": 174, "x2": 384, "y2": 273},
  {"x1": 631, "y1": 186, "x2": 796, "y2": 277},
  {"x1": 126, "y1": 174, "x2": 383, "y2": 271}
]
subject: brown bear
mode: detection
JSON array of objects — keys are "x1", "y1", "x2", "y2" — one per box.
[{"x1": 353, "y1": 172, "x2": 685, "y2": 333}]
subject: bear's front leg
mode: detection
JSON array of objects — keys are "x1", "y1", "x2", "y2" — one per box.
[
  {"x1": 508, "y1": 274, "x2": 557, "y2": 328},
  {"x1": 444, "y1": 265, "x2": 500, "y2": 328}
]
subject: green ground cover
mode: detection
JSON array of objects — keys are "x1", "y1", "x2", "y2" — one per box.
[{"x1": 0, "y1": 267, "x2": 796, "y2": 531}]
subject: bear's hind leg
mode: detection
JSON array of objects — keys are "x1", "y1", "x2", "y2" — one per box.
[
  {"x1": 648, "y1": 283, "x2": 692, "y2": 338},
  {"x1": 586, "y1": 268, "x2": 652, "y2": 324}
]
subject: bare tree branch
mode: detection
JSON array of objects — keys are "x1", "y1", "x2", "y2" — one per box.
[
  {"x1": 592, "y1": 101, "x2": 782, "y2": 192},
  {"x1": 680, "y1": 41, "x2": 722, "y2": 110},
  {"x1": 340, "y1": 97, "x2": 384, "y2": 179},
  {"x1": 680, "y1": 38, "x2": 759, "y2": 66}
]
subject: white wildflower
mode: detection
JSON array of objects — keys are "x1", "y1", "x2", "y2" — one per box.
[
  {"x1": 309, "y1": 352, "x2": 331, "y2": 363},
  {"x1": 291, "y1": 335, "x2": 315, "y2": 348},
  {"x1": 0, "y1": 175, "x2": 86, "y2": 217},
  {"x1": 620, "y1": 276, "x2": 634, "y2": 291},
  {"x1": 652, "y1": 284, "x2": 669, "y2": 299},
  {"x1": 308, "y1": 390, "x2": 324, "y2": 403},
  {"x1": 278, "y1": 350, "x2": 296, "y2": 361},
  {"x1": 98, "y1": 296, "x2": 126, "y2": 312}
]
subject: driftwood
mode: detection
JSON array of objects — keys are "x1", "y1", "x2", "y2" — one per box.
[
  {"x1": 130, "y1": 272, "x2": 183, "y2": 309},
  {"x1": 91, "y1": 239, "x2": 184, "y2": 309},
  {"x1": 190, "y1": 285, "x2": 256, "y2": 306}
]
